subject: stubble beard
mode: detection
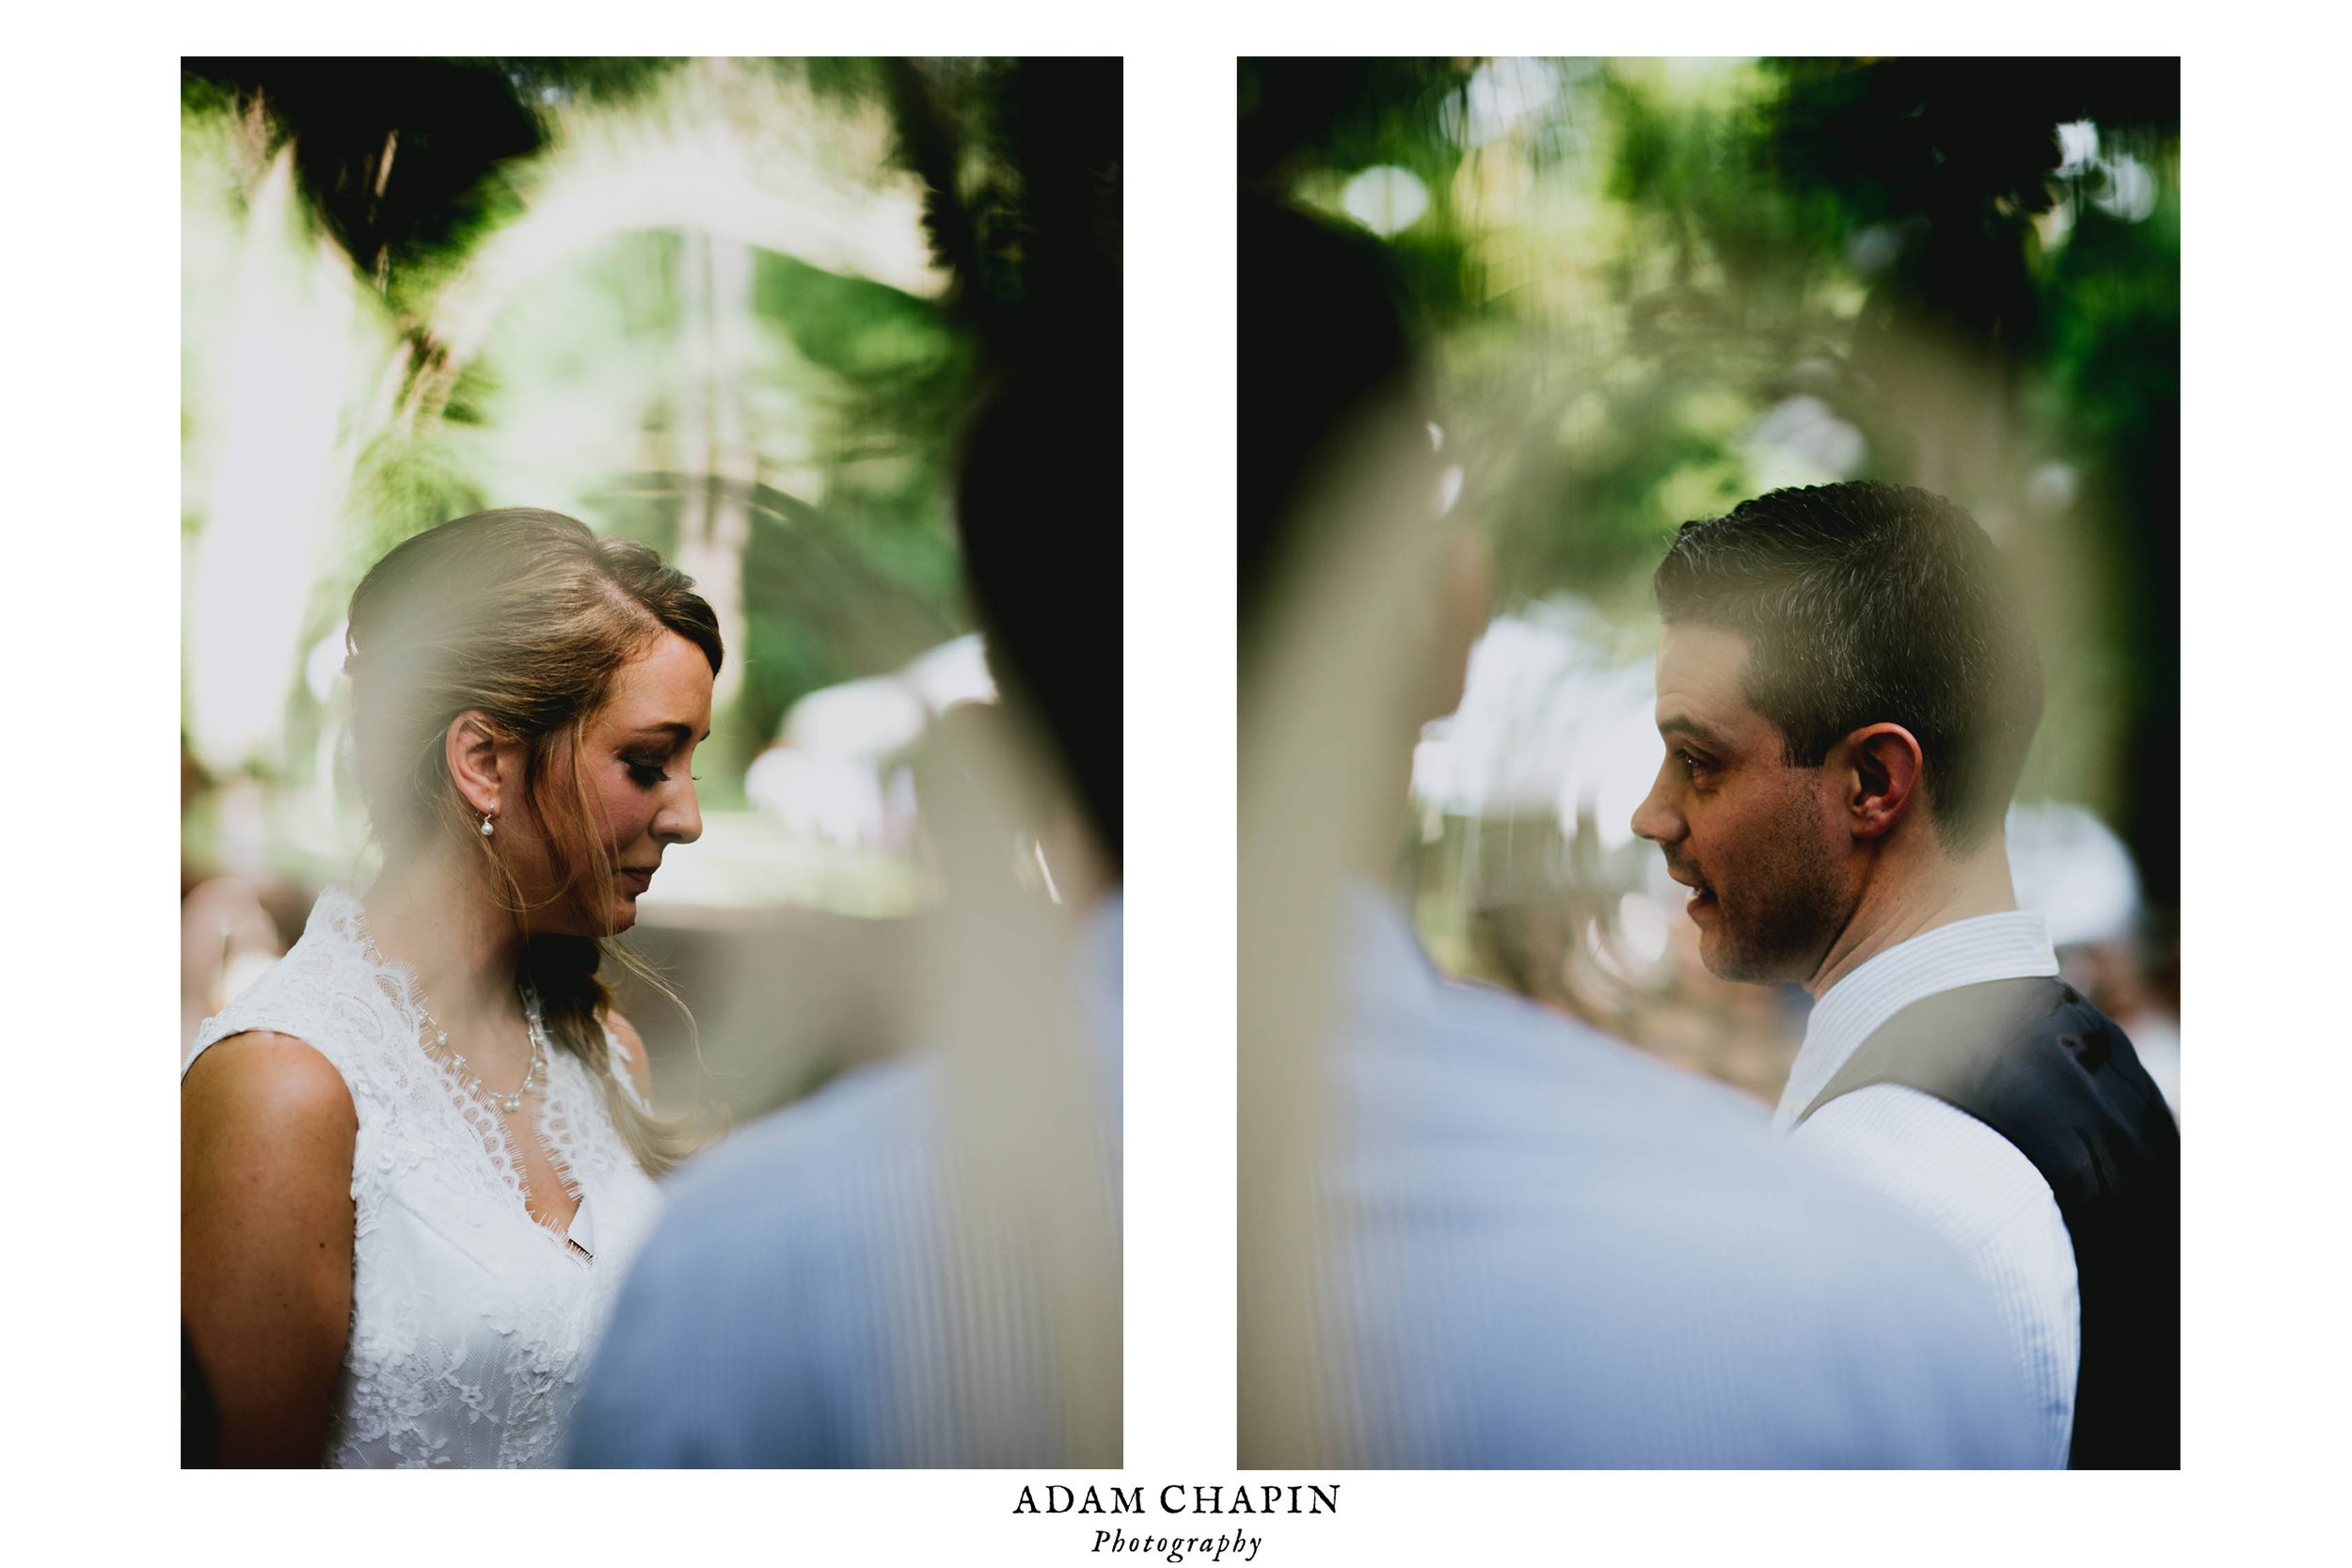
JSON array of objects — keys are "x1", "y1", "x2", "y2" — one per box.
[{"x1": 1698, "y1": 817, "x2": 1846, "y2": 988}]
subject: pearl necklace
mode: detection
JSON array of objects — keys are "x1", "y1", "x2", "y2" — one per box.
[
  {"x1": 421, "y1": 987, "x2": 549, "y2": 1116},
  {"x1": 351, "y1": 906, "x2": 550, "y2": 1117}
]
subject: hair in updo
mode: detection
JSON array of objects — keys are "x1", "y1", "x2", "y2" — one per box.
[{"x1": 344, "y1": 507, "x2": 723, "y2": 1174}]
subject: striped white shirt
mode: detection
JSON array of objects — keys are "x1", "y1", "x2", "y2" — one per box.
[
  {"x1": 1323, "y1": 895, "x2": 2042, "y2": 1466},
  {"x1": 1775, "y1": 910, "x2": 2079, "y2": 1469},
  {"x1": 568, "y1": 895, "x2": 1122, "y2": 1466}
]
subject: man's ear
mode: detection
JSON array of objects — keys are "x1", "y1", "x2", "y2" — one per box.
[
  {"x1": 444, "y1": 711, "x2": 509, "y2": 820},
  {"x1": 1839, "y1": 722, "x2": 1924, "y2": 841}
]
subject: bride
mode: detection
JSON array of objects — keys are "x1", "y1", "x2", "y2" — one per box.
[{"x1": 182, "y1": 508, "x2": 719, "y2": 1466}]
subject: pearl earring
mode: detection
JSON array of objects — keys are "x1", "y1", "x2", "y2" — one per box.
[{"x1": 481, "y1": 813, "x2": 496, "y2": 837}]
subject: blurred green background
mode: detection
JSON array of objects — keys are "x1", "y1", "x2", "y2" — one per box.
[
  {"x1": 180, "y1": 56, "x2": 1119, "y2": 1116},
  {"x1": 1243, "y1": 57, "x2": 2179, "y2": 1103}
]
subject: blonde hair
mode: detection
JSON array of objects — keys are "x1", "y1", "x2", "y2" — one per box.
[{"x1": 345, "y1": 507, "x2": 722, "y2": 1175}]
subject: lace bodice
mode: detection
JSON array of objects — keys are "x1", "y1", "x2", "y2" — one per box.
[{"x1": 185, "y1": 887, "x2": 663, "y2": 1467}]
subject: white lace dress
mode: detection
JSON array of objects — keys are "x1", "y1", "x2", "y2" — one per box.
[{"x1": 184, "y1": 887, "x2": 663, "y2": 1467}]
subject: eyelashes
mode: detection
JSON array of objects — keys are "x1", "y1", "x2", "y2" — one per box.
[{"x1": 626, "y1": 759, "x2": 701, "y2": 787}]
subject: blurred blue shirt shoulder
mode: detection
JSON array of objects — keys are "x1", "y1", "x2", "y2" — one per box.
[
  {"x1": 566, "y1": 895, "x2": 1120, "y2": 1468},
  {"x1": 1326, "y1": 892, "x2": 2043, "y2": 1467}
]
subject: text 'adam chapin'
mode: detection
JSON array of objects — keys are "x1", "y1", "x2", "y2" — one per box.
[
  {"x1": 1013, "y1": 1484, "x2": 1340, "y2": 1517},
  {"x1": 1012, "y1": 1483, "x2": 1340, "y2": 1560}
]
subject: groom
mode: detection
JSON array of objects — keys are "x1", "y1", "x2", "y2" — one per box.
[
  {"x1": 1241, "y1": 195, "x2": 2043, "y2": 1467},
  {"x1": 1630, "y1": 482, "x2": 2181, "y2": 1467}
]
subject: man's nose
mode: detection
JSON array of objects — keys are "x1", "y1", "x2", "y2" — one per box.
[{"x1": 1630, "y1": 761, "x2": 1680, "y2": 847}]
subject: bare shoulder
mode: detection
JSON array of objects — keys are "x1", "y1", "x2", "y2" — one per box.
[
  {"x1": 183, "y1": 1033, "x2": 358, "y2": 1207},
  {"x1": 183, "y1": 1031, "x2": 357, "y2": 1139},
  {"x1": 602, "y1": 1011, "x2": 655, "y2": 1100},
  {"x1": 183, "y1": 1032, "x2": 358, "y2": 1272},
  {"x1": 182, "y1": 1031, "x2": 357, "y2": 1466}
]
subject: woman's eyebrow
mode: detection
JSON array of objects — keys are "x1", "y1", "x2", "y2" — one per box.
[{"x1": 621, "y1": 722, "x2": 711, "y2": 745}]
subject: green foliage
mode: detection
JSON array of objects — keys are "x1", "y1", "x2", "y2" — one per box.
[
  {"x1": 181, "y1": 55, "x2": 1117, "y2": 896},
  {"x1": 183, "y1": 57, "x2": 989, "y2": 708},
  {"x1": 1248, "y1": 55, "x2": 2180, "y2": 898}
]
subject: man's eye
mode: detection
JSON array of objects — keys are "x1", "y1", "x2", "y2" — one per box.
[{"x1": 1677, "y1": 749, "x2": 1710, "y2": 777}]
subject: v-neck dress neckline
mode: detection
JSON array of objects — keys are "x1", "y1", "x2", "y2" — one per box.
[{"x1": 185, "y1": 887, "x2": 663, "y2": 1465}]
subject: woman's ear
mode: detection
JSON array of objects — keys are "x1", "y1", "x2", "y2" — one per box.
[
  {"x1": 444, "y1": 710, "x2": 508, "y2": 820},
  {"x1": 1840, "y1": 722, "x2": 1925, "y2": 841}
]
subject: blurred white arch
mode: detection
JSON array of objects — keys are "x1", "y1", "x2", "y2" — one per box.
[{"x1": 1411, "y1": 597, "x2": 1659, "y2": 849}]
